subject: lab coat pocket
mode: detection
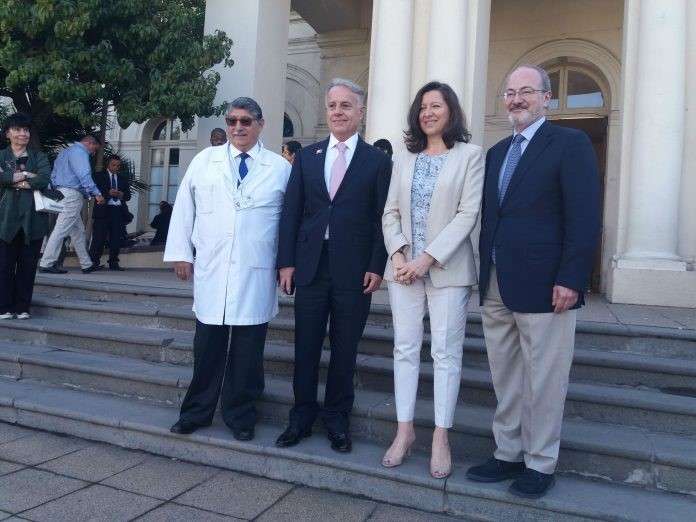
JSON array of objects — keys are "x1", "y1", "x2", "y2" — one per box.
[
  {"x1": 196, "y1": 185, "x2": 216, "y2": 214},
  {"x1": 248, "y1": 239, "x2": 276, "y2": 269}
]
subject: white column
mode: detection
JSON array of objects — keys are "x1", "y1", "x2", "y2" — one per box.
[
  {"x1": 617, "y1": 0, "x2": 687, "y2": 270},
  {"x1": 366, "y1": 0, "x2": 414, "y2": 149},
  {"x1": 424, "y1": 0, "x2": 491, "y2": 145},
  {"x1": 198, "y1": 0, "x2": 291, "y2": 154}
]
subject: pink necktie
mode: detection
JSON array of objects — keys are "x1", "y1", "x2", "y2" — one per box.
[{"x1": 329, "y1": 142, "x2": 347, "y2": 199}]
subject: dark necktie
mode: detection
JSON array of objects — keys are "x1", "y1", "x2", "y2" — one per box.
[
  {"x1": 110, "y1": 173, "x2": 117, "y2": 202},
  {"x1": 239, "y1": 152, "x2": 249, "y2": 180},
  {"x1": 498, "y1": 133, "x2": 525, "y2": 204}
]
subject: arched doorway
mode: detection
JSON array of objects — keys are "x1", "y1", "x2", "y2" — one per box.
[{"x1": 543, "y1": 62, "x2": 610, "y2": 292}]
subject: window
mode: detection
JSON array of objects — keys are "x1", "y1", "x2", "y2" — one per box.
[
  {"x1": 546, "y1": 65, "x2": 606, "y2": 112},
  {"x1": 283, "y1": 114, "x2": 294, "y2": 137},
  {"x1": 148, "y1": 120, "x2": 181, "y2": 221}
]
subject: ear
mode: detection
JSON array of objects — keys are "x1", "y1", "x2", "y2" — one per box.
[{"x1": 258, "y1": 118, "x2": 265, "y2": 130}]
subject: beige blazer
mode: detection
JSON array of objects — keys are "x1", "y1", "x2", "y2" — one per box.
[{"x1": 382, "y1": 141, "x2": 484, "y2": 287}]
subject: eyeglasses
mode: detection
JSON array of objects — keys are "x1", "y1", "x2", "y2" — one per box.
[
  {"x1": 501, "y1": 89, "x2": 547, "y2": 101},
  {"x1": 225, "y1": 117, "x2": 256, "y2": 127}
]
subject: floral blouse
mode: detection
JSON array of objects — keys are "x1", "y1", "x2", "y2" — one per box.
[{"x1": 410, "y1": 151, "x2": 448, "y2": 259}]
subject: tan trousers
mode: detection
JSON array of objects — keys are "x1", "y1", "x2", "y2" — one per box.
[{"x1": 482, "y1": 266, "x2": 576, "y2": 474}]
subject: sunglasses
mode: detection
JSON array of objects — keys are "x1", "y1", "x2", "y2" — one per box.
[{"x1": 225, "y1": 117, "x2": 256, "y2": 127}]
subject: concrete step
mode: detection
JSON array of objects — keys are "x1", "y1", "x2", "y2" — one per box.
[
  {"x1": 1, "y1": 378, "x2": 695, "y2": 521},
  {"x1": 29, "y1": 293, "x2": 696, "y2": 395},
  {"x1": 3, "y1": 316, "x2": 696, "y2": 437},
  {"x1": 1, "y1": 340, "x2": 695, "y2": 497},
  {"x1": 33, "y1": 279, "x2": 696, "y2": 360}
]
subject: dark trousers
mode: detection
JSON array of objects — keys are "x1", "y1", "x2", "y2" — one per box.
[
  {"x1": 179, "y1": 320, "x2": 268, "y2": 430},
  {"x1": 89, "y1": 206, "x2": 124, "y2": 265},
  {"x1": 0, "y1": 230, "x2": 42, "y2": 314},
  {"x1": 289, "y1": 243, "x2": 372, "y2": 434}
]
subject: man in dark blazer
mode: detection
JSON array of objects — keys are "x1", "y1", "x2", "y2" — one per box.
[
  {"x1": 466, "y1": 65, "x2": 600, "y2": 498},
  {"x1": 89, "y1": 155, "x2": 131, "y2": 270},
  {"x1": 275, "y1": 78, "x2": 391, "y2": 453}
]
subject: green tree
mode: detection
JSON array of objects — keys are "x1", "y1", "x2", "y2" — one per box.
[{"x1": 0, "y1": 0, "x2": 233, "y2": 160}]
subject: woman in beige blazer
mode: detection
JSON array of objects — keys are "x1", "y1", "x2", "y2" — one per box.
[{"x1": 381, "y1": 82, "x2": 484, "y2": 478}]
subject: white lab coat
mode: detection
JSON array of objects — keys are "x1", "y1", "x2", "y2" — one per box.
[{"x1": 164, "y1": 142, "x2": 291, "y2": 325}]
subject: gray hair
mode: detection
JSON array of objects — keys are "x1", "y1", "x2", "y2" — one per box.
[
  {"x1": 325, "y1": 78, "x2": 366, "y2": 106},
  {"x1": 227, "y1": 97, "x2": 263, "y2": 120},
  {"x1": 509, "y1": 64, "x2": 552, "y2": 92}
]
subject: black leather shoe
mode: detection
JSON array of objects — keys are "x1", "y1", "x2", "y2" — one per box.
[
  {"x1": 39, "y1": 265, "x2": 68, "y2": 274},
  {"x1": 275, "y1": 427, "x2": 312, "y2": 447},
  {"x1": 466, "y1": 457, "x2": 526, "y2": 482},
  {"x1": 232, "y1": 427, "x2": 255, "y2": 441},
  {"x1": 170, "y1": 419, "x2": 199, "y2": 435},
  {"x1": 82, "y1": 263, "x2": 103, "y2": 274},
  {"x1": 328, "y1": 432, "x2": 352, "y2": 453},
  {"x1": 509, "y1": 469, "x2": 556, "y2": 499},
  {"x1": 109, "y1": 263, "x2": 125, "y2": 271}
]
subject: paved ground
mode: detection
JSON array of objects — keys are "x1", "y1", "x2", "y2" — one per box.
[{"x1": 0, "y1": 422, "x2": 470, "y2": 522}]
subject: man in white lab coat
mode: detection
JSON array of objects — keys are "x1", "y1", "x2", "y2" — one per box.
[{"x1": 164, "y1": 97, "x2": 291, "y2": 441}]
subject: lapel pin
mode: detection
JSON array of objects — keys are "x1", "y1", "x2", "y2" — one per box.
[{"x1": 316, "y1": 149, "x2": 323, "y2": 155}]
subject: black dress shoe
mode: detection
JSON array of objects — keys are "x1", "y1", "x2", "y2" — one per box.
[
  {"x1": 275, "y1": 427, "x2": 312, "y2": 447},
  {"x1": 82, "y1": 263, "x2": 103, "y2": 274},
  {"x1": 509, "y1": 469, "x2": 556, "y2": 499},
  {"x1": 39, "y1": 265, "x2": 68, "y2": 274},
  {"x1": 466, "y1": 457, "x2": 526, "y2": 482},
  {"x1": 232, "y1": 427, "x2": 255, "y2": 441},
  {"x1": 170, "y1": 419, "x2": 199, "y2": 435},
  {"x1": 109, "y1": 263, "x2": 125, "y2": 271},
  {"x1": 328, "y1": 432, "x2": 352, "y2": 453}
]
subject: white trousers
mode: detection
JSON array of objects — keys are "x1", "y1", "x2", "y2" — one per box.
[
  {"x1": 482, "y1": 266, "x2": 576, "y2": 474},
  {"x1": 40, "y1": 188, "x2": 92, "y2": 269},
  {"x1": 388, "y1": 278, "x2": 471, "y2": 428}
]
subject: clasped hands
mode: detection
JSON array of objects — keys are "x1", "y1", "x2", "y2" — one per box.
[
  {"x1": 392, "y1": 251, "x2": 434, "y2": 285},
  {"x1": 10, "y1": 171, "x2": 36, "y2": 189}
]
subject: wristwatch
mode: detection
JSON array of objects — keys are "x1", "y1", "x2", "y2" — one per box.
[{"x1": 23, "y1": 173, "x2": 28, "y2": 181}]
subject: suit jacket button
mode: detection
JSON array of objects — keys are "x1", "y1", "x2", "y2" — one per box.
[{"x1": 328, "y1": 204, "x2": 332, "y2": 208}]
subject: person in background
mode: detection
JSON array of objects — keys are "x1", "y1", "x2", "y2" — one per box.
[
  {"x1": 39, "y1": 135, "x2": 105, "y2": 274},
  {"x1": 281, "y1": 140, "x2": 302, "y2": 164},
  {"x1": 0, "y1": 112, "x2": 51, "y2": 320},
  {"x1": 89, "y1": 155, "x2": 131, "y2": 271},
  {"x1": 165, "y1": 97, "x2": 291, "y2": 441},
  {"x1": 150, "y1": 201, "x2": 172, "y2": 246},
  {"x1": 381, "y1": 82, "x2": 484, "y2": 478},
  {"x1": 466, "y1": 64, "x2": 600, "y2": 499},
  {"x1": 210, "y1": 128, "x2": 227, "y2": 146},
  {"x1": 373, "y1": 138, "x2": 393, "y2": 159},
  {"x1": 274, "y1": 78, "x2": 391, "y2": 454}
]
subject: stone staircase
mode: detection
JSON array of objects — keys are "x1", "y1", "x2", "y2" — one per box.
[{"x1": 0, "y1": 275, "x2": 695, "y2": 520}]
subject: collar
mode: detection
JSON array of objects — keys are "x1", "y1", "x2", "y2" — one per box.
[
  {"x1": 514, "y1": 116, "x2": 546, "y2": 143},
  {"x1": 328, "y1": 132, "x2": 359, "y2": 152},
  {"x1": 229, "y1": 141, "x2": 261, "y2": 161}
]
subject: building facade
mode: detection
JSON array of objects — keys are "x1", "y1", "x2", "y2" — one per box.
[{"x1": 108, "y1": 0, "x2": 695, "y2": 308}]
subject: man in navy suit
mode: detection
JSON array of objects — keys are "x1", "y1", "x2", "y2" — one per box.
[
  {"x1": 89, "y1": 155, "x2": 131, "y2": 271},
  {"x1": 466, "y1": 65, "x2": 600, "y2": 498},
  {"x1": 275, "y1": 78, "x2": 391, "y2": 453}
]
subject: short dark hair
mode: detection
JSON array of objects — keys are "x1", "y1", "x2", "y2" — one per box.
[
  {"x1": 404, "y1": 81, "x2": 471, "y2": 153},
  {"x1": 228, "y1": 97, "x2": 263, "y2": 120},
  {"x1": 106, "y1": 154, "x2": 121, "y2": 164},
  {"x1": 210, "y1": 127, "x2": 226, "y2": 137},
  {"x1": 284, "y1": 140, "x2": 302, "y2": 154},
  {"x1": 373, "y1": 138, "x2": 393, "y2": 157},
  {"x1": 2, "y1": 112, "x2": 32, "y2": 135}
]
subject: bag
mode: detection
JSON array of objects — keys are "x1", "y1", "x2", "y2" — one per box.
[{"x1": 34, "y1": 188, "x2": 65, "y2": 214}]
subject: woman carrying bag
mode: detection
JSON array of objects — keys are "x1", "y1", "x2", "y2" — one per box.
[{"x1": 0, "y1": 112, "x2": 51, "y2": 320}]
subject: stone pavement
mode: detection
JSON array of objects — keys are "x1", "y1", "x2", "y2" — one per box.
[{"x1": 0, "y1": 422, "x2": 468, "y2": 522}]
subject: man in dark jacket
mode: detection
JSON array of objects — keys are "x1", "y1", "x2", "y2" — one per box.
[{"x1": 89, "y1": 155, "x2": 131, "y2": 270}]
